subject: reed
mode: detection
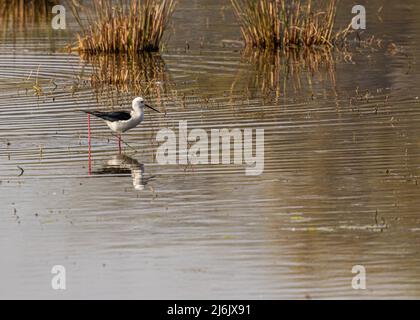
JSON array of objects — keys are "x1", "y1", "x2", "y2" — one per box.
[
  {"x1": 231, "y1": 0, "x2": 347, "y2": 49},
  {"x1": 70, "y1": 0, "x2": 176, "y2": 54},
  {"x1": 0, "y1": 0, "x2": 57, "y2": 28}
]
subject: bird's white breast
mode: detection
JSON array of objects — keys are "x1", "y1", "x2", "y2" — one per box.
[{"x1": 106, "y1": 115, "x2": 142, "y2": 133}]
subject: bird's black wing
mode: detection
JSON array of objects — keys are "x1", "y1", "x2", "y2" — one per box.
[
  {"x1": 98, "y1": 111, "x2": 132, "y2": 122},
  {"x1": 82, "y1": 110, "x2": 131, "y2": 122}
]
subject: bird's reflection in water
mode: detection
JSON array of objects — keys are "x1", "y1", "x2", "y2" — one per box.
[{"x1": 93, "y1": 154, "x2": 152, "y2": 191}]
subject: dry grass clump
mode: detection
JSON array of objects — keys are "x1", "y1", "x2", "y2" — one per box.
[
  {"x1": 70, "y1": 0, "x2": 176, "y2": 54},
  {"x1": 0, "y1": 0, "x2": 57, "y2": 28},
  {"x1": 231, "y1": 0, "x2": 348, "y2": 49}
]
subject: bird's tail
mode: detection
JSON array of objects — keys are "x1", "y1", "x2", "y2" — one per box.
[
  {"x1": 80, "y1": 110, "x2": 103, "y2": 118},
  {"x1": 80, "y1": 109, "x2": 95, "y2": 115}
]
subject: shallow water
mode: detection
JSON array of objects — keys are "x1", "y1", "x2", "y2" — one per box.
[{"x1": 1, "y1": 0, "x2": 420, "y2": 299}]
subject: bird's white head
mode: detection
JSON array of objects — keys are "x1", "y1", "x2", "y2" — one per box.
[
  {"x1": 131, "y1": 96, "x2": 161, "y2": 114},
  {"x1": 132, "y1": 97, "x2": 145, "y2": 112}
]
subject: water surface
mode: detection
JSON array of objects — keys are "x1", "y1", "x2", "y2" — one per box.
[{"x1": 1, "y1": 0, "x2": 420, "y2": 299}]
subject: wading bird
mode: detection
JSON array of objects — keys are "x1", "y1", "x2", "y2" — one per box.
[{"x1": 82, "y1": 97, "x2": 161, "y2": 152}]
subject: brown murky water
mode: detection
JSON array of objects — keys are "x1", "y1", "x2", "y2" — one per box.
[{"x1": 1, "y1": 0, "x2": 420, "y2": 299}]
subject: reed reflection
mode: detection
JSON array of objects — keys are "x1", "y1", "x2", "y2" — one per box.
[
  {"x1": 80, "y1": 52, "x2": 173, "y2": 111},
  {"x1": 232, "y1": 48, "x2": 339, "y2": 102}
]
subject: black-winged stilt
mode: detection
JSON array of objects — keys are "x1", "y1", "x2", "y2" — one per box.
[{"x1": 82, "y1": 97, "x2": 161, "y2": 152}]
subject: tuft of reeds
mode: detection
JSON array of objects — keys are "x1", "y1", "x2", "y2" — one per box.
[
  {"x1": 0, "y1": 0, "x2": 57, "y2": 29},
  {"x1": 231, "y1": 0, "x2": 347, "y2": 49},
  {"x1": 70, "y1": 0, "x2": 177, "y2": 54}
]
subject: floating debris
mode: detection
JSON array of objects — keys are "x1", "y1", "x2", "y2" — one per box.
[{"x1": 17, "y1": 166, "x2": 24, "y2": 177}]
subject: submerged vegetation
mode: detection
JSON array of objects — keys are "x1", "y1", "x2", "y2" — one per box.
[
  {"x1": 231, "y1": 0, "x2": 350, "y2": 49},
  {"x1": 70, "y1": 0, "x2": 177, "y2": 54}
]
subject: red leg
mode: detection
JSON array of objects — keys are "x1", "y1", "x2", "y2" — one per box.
[
  {"x1": 87, "y1": 114, "x2": 92, "y2": 176},
  {"x1": 118, "y1": 133, "x2": 122, "y2": 154}
]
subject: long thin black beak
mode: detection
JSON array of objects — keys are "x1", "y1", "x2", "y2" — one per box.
[{"x1": 145, "y1": 104, "x2": 161, "y2": 113}]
